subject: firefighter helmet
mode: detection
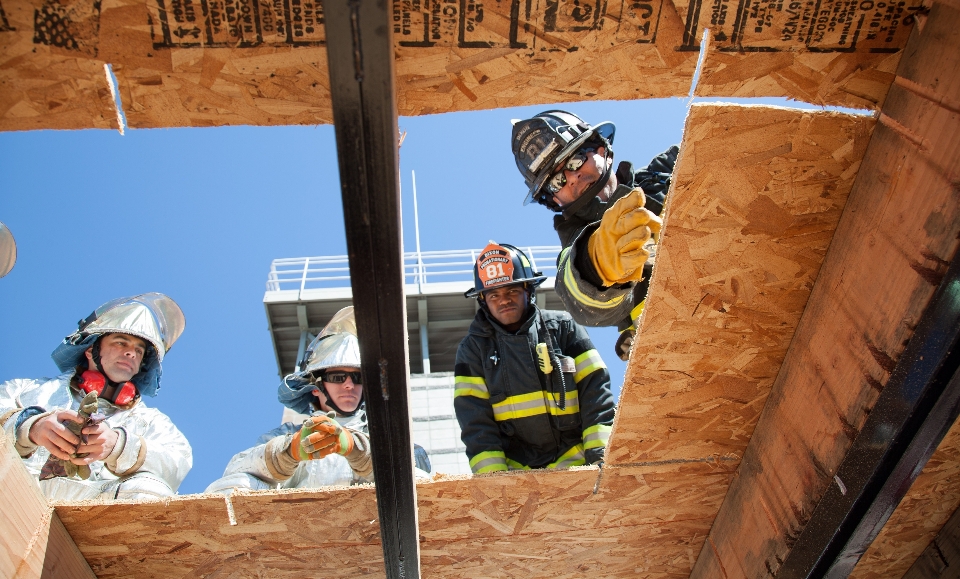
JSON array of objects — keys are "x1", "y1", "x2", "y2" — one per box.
[
  {"x1": 465, "y1": 243, "x2": 547, "y2": 299},
  {"x1": 511, "y1": 110, "x2": 615, "y2": 210}
]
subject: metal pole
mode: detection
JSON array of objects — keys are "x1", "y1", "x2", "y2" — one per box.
[
  {"x1": 413, "y1": 170, "x2": 425, "y2": 291},
  {"x1": 323, "y1": 1, "x2": 420, "y2": 578}
]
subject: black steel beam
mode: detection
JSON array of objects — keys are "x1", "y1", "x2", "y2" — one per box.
[
  {"x1": 777, "y1": 254, "x2": 960, "y2": 578},
  {"x1": 323, "y1": 2, "x2": 420, "y2": 579}
]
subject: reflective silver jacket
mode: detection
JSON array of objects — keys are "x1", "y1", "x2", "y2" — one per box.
[{"x1": 0, "y1": 373, "x2": 192, "y2": 500}]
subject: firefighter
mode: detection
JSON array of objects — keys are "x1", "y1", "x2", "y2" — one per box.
[
  {"x1": 0, "y1": 293, "x2": 192, "y2": 501},
  {"x1": 205, "y1": 306, "x2": 430, "y2": 493},
  {"x1": 511, "y1": 110, "x2": 679, "y2": 359},
  {"x1": 454, "y1": 243, "x2": 615, "y2": 474}
]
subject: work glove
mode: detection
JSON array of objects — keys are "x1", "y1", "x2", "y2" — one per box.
[
  {"x1": 290, "y1": 413, "x2": 356, "y2": 461},
  {"x1": 588, "y1": 188, "x2": 662, "y2": 286}
]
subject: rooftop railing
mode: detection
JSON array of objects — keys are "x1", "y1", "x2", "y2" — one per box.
[{"x1": 266, "y1": 247, "x2": 562, "y2": 293}]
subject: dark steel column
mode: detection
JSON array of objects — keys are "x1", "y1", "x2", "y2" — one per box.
[
  {"x1": 777, "y1": 255, "x2": 960, "y2": 578},
  {"x1": 323, "y1": 2, "x2": 420, "y2": 579}
]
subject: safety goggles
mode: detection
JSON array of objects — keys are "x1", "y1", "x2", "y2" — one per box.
[
  {"x1": 544, "y1": 148, "x2": 596, "y2": 196},
  {"x1": 321, "y1": 370, "x2": 363, "y2": 385}
]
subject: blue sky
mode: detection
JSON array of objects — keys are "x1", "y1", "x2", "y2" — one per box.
[{"x1": 0, "y1": 96, "x2": 840, "y2": 493}]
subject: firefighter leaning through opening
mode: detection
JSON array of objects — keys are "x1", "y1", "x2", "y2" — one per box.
[
  {"x1": 205, "y1": 306, "x2": 430, "y2": 493},
  {"x1": 454, "y1": 243, "x2": 616, "y2": 473},
  {"x1": 0, "y1": 294, "x2": 192, "y2": 501},
  {"x1": 511, "y1": 111, "x2": 679, "y2": 360}
]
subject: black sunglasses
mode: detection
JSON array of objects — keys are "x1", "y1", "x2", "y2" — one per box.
[
  {"x1": 544, "y1": 149, "x2": 596, "y2": 196},
  {"x1": 321, "y1": 371, "x2": 362, "y2": 385}
]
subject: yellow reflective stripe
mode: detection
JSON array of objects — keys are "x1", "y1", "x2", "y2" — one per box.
[
  {"x1": 492, "y1": 391, "x2": 547, "y2": 421},
  {"x1": 546, "y1": 389, "x2": 579, "y2": 415},
  {"x1": 560, "y1": 248, "x2": 625, "y2": 310},
  {"x1": 582, "y1": 424, "x2": 612, "y2": 450},
  {"x1": 506, "y1": 458, "x2": 531, "y2": 471},
  {"x1": 492, "y1": 390, "x2": 581, "y2": 420},
  {"x1": 455, "y1": 375, "x2": 489, "y2": 399},
  {"x1": 573, "y1": 349, "x2": 606, "y2": 382},
  {"x1": 629, "y1": 300, "x2": 646, "y2": 329},
  {"x1": 470, "y1": 450, "x2": 507, "y2": 473},
  {"x1": 548, "y1": 444, "x2": 586, "y2": 469}
]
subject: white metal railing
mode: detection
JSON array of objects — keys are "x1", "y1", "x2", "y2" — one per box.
[{"x1": 266, "y1": 246, "x2": 562, "y2": 293}]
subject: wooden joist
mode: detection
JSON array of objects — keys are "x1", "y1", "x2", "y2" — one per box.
[
  {"x1": 0, "y1": 0, "x2": 923, "y2": 131},
  {"x1": 689, "y1": 0, "x2": 960, "y2": 574},
  {"x1": 0, "y1": 443, "x2": 94, "y2": 579}
]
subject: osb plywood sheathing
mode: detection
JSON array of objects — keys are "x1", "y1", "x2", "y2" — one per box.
[
  {"x1": 0, "y1": 442, "x2": 94, "y2": 578},
  {"x1": 690, "y1": 1, "x2": 960, "y2": 572},
  {"x1": 609, "y1": 103, "x2": 875, "y2": 467}
]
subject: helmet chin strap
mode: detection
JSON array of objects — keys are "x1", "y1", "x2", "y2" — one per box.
[
  {"x1": 561, "y1": 148, "x2": 614, "y2": 220},
  {"x1": 315, "y1": 380, "x2": 361, "y2": 417}
]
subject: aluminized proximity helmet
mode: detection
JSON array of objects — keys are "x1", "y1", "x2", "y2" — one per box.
[
  {"x1": 511, "y1": 110, "x2": 615, "y2": 211},
  {"x1": 465, "y1": 242, "x2": 547, "y2": 299},
  {"x1": 0, "y1": 221, "x2": 16, "y2": 278},
  {"x1": 280, "y1": 306, "x2": 364, "y2": 417},
  {"x1": 51, "y1": 293, "x2": 186, "y2": 397}
]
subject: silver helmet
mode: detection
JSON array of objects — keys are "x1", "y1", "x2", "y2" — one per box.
[
  {"x1": 278, "y1": 306, "x2": 363, "y2": 416},
  {"x1": 298, "y1": 306, "x2": 361, "y2": 377},
  {"x1": 51, "y1": 293, "x2": 186, "y2": 398},
  {"x1": 0, "y1": 221, "x2": 16, "y2": 278}
]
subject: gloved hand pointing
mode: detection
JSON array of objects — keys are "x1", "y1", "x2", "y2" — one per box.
[
  {"x1": 588, "y1": 188, "x2": 662, "y2": 286},
  {"x1": 291, "y1": 413, "x2": 356, "y2": 461}
]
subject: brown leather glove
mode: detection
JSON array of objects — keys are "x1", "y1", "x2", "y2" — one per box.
[{"x1": 588, "y1": 189, "x2": 662, "y2": 286}]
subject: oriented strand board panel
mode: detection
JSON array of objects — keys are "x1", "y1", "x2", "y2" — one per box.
[
  {"x1": 689, "y1": 1, "x2": 960, "y2": 574},
  {"x1": 55, "y1": 460, "x2": 736, "y2": 578},
  {"x1": 56, "y1": 486, "x2": 384, "y2": 578},
  {"x1": 850, "y1": 418, "x2": 960, "y2": 579},
  {"x1": 689, "y1": 0, "x2": 923, "y2": 109},
  {"x1": 1, "y1": 0, "x2": 922, "y2": 130},
  {"x1": 607, "y1": 103, "x2": 874, "y2": 467},
  {"x1": 0, "y1": 442, "x2": 94, "y2": 579},
  {"x1": 0, "y1": 0, "x2": 118, "y2": 130}
]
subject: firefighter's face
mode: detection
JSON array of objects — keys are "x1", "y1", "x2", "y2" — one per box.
[
  {"x1": 483, "y1": 284, "x2": 528, "y2": 327},
  {"x1": 550, "y1": 146, "x2": 616, "y2": 207},
  {"x1": 313, "y1": 366, "x2": 363, "y2": 413},
  {"x1": 86, "y1": 333, "x2": 146, "y2": 383}
]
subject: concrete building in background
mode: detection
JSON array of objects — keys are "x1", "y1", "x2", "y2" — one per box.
[{"x1": 263, "y1": 247, "x2": 562, "y2": 475}]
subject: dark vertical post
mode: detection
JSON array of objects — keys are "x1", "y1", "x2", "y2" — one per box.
[{"x1": 323, "y1": 2, "x2": 421, "y2": 579}]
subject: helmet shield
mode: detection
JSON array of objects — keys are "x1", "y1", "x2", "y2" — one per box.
[
  {"x1": 511, "y1": 111, "x2": 615, "y2": 209},
  {"x1": 465, "y1": 243, "x2": 547, "y2": 298},
  {"x1": 50, "y1": 293, "x2": 185, "y2": 398},
  {"x1": 0, "y1": 221, "x2": 16, "y2": 278}
]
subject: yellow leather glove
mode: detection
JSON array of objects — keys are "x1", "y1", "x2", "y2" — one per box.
[
  {"x1": 588, "y1": 189, "x2": 663, "y2": 286},
  {"x1": 290, "y1": 413, "x2": 355, "y2": 461}
]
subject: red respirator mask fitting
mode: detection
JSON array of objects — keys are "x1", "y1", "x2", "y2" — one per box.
[{"x1": 78, "y1": 370, "x2": 137, "y2": 406}]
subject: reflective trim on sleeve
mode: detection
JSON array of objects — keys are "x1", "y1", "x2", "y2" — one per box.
[
  {"x1": 470, "y1": 450, "x2": 508, "y2": 473},
  {"x1": 548, "y1": 444, "x2": 586, "y2": 469},
  {"x1": 454, "y1": 375, "x2": 489, "y2": 399},
  {"x1": 582, "y1": 424, "x2": 612, "y2": 450},
  {"x1": 628, "y1": 300, "x2": 646, "y2": 329},
  {"x1": 560, "y1": 248, "x2": 625, "y2": 310},
  {"x1": 573, "y1": 349, "x2": 606, "y2": 383},
  {"x1": 506, "y1": 458, "x2": 531, "y2": 471}
]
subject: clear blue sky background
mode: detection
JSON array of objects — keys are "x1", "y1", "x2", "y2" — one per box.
[{"x1": 0, "y1": 96, "x2": 845, "y2": 493}]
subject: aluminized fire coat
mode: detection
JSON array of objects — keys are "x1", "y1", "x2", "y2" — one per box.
[
  {"x1": 0, "y1": 373, "x2": 192, "y2": 501},
  {"x1": 0, "y1": 221, "x2": 15, "y2": 278}
]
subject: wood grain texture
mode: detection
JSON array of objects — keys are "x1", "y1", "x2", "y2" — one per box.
[
  {"x1": 850, "y1": 419, "x2": 960, "y2": 579},
  {"x1": 0, "y1": 0, "x2": 925, "y2": 130},
  {"x1": 0, "y1": 442, "x2": 94, "y2": 579},
  {"x1": 607, "y1": 103, "x2": 874, "y2": 468},
  {"x1": 0, "y1": 0, "x2": 118, "y2": 131},
  {"x1": 689, "y1": 2, "x2": 960, "y2": 575},
  {"x1": 55, "y1": 460, "x2": 736, "y2": 578}
]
